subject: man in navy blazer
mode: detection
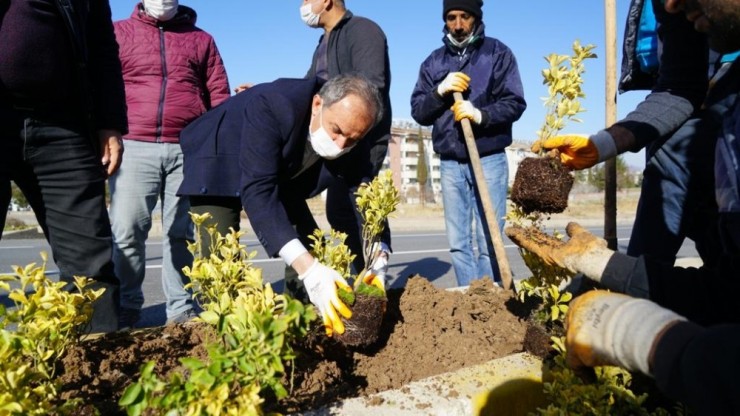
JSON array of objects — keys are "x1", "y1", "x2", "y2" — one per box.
[{"x1": 179, "y1": 74, "x2": 383, "y2": 336}]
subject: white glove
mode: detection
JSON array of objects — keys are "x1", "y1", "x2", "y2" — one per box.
[
  {"x1": 437, "y1": 72, "x2": 470, "y2": 96},
  {"x1": 451, "y1": 100, "x2": 483, "y2": 124},
  {"x1": 299, "y1": 259, "x2": 353, "y2": 336},
  {"x1": 566, "y1": 291, "x2": 686, "y2": 376},
  {"x1": 362, "y1": 251, "x2": 389, "y2": 291}
]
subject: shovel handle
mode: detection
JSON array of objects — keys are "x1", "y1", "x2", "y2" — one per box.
[{"x1": 453, "y1": 92, "x2": 514, "y2": 291}]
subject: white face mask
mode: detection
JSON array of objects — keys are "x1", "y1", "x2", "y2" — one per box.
[
  {"x1": 309, "y1": 105, "x2": 353, "y2": 160},
  {"x1": 143, "y1": 0, "x2": 179, "y2": 22},
  {"x1": 300, "y1": 3, "x2": 323, "y2": 28},
  {"x1": 446, "y1": 33, "x2": 477, "y2": 49}
]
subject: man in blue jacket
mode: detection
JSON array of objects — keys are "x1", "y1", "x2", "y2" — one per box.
[
  {"x1": 410, "y1": 0, "x2": 526, "y2": 286},
  {"x1": 179, "y1": 74, "x2": 383, "y2": 336}
]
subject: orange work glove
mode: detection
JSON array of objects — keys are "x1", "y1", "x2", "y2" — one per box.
[{"x1": 541, "y1": 132, "x2": 618, "y2": 170}]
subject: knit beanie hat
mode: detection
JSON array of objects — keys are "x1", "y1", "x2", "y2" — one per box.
[{"x1": 443, "y1": 0, "x2": 483, "y2": 20}]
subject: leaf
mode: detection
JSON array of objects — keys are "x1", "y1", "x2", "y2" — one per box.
[{"x1": 119, "y1": 383, "x2": 143, "y2": 406}]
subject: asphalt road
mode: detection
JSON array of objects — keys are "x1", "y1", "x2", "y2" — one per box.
[{"x1": 0, "y1": 222, "x2": 701, "y2": 328}]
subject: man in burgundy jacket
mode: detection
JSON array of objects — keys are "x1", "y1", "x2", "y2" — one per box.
[{"x1": 110, "y1": 0, "x2": 230, "y2": 328}]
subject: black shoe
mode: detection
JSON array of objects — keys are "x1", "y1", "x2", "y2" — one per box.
[{"x1": 118, "y1": 307, "x2": 141, "y2": 330}]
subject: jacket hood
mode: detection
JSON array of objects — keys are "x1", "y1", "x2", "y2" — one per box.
[
  {"x1": 442, "y1": 21, "x2": 485, "y2": 51},
  {"x1": 132, "y1": 3, "x2": 197, "y2": 27}
]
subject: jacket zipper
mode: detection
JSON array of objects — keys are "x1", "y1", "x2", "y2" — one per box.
[{"x1": 156, "y1": 26, "x2": 167, "y2": 143}]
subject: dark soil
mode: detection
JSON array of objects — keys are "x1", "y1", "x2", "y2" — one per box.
[
  {"x1": 58, "y1": 276, "x2": 535, "y2": 414},
  {"x1": 335, "y1": 293, "x2": 387, "y2": 347},
  {"x1": 510, "y1": 156, "x2": 574, "y2": 214}
]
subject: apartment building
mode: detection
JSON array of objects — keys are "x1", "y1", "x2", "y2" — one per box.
[{"x1": 383, "y1": 125, "x2": 535, "y2": 203}]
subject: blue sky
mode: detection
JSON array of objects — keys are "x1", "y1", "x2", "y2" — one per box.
[{"x1": 109, "y1": 0, "x2": 649, "y2": 168}]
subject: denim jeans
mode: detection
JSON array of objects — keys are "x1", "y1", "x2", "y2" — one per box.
[
  {"x1": 0, "y1": 113, "x2": 119, "y2": 333},
  {"x1": 110, "y1": 140, "x2": 194, "y2": 319},
  {"x1": 440, "y1": 151, "x2": 508, "y2": 286}
]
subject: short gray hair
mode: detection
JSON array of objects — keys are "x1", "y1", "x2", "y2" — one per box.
[{"x1": 318, "y1": 73, "x2": 383, "y2": 126}]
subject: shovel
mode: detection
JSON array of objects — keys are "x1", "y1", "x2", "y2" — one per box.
[{"x1": 453, "y1": 92, "x2": 514, "y2": 291}]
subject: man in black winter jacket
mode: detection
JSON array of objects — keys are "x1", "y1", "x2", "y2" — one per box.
[
  {"x1": 301, "y1": 0, "x2": 393, "y2": 280},
  {"x1": 0, "y1": 0, "x2": 128, "y2": 333}
]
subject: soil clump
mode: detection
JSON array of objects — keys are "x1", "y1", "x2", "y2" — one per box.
[
  {"x1": 511, "y1": 156, "x2": 573, "y2": 214},
  {"x1": 58, "y1": 276, "x2": 531, "y2": 414},
  {"x1": 335, "y1": 293, "x2": 387, "y2": 347}
]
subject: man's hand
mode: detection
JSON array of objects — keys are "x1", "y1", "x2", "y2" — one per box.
[
  {"x1": 234, "y1": 82, "x2": 253, "y2": 94},
  {"x1": 98, "y1": 129, "x2": 123, "y2": 177},
  {"x1": 361, "y1": 250, "x2": 389, "y2": 291},
  {"x1": 299, "y1": 259, "x2": 353, "y2": 337},
  {"x1": 437, "y1": 72, "x2": 470, "y2": 96},
  {"x1": 505, "y1": 222, "x2": 614, "y2": 280},
  {"x1": 451, "y1": 100, "x2": 482, "y2": 124},
  {"x1": 566, "y1": 290, "x2": 686, "y2": 376}
]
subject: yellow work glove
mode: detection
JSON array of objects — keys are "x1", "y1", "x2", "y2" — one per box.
[
  {"x1": 541, "y1": 132, "x2": 618, "y2": 170},
  {"x1": 566, "y1": 290, "x2": 686, "y2": 376},
  {"x1": 451, "y1": 100, "x2": 483, "y2": 124},
  {"x1": 359, "y1": 250, "x2": 389, "y2": 291},
  {"x1": 505, "y1": 222, "x2": 614, "y2": 280},
  {"x1": 299, "y1": 259, "x2": 353, "y2": 336},
  {"x1": 437, "y1": 72, "x2": 471, "y2": 96}
]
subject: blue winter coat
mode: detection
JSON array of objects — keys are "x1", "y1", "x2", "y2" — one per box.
[
  {"x1": 177, "y1": 77, "x2": 373, "y2": 256},
  {"x1": 410, "y1": 24, "x2": 526, "y2": 161}
]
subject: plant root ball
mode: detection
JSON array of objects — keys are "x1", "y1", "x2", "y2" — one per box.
[
  {"x1": 511, "y1": 157, "x2": 573, "y2": 214},
  {"x1": 335, "y1": 294, "x2": 387, "y2": 348}
]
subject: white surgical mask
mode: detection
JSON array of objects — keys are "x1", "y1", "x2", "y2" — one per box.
[
  {"x1": 143, "y1": 0, "x2": 179, "y2": 22},
  {"x1": 300, "y1": 3, "x2": 323, "y2": 28},
  {"x1": 446, "y1": 33, "x2": 477, "y2": 49},
  {"x1": 309, "y1": 105, "x2": 353, "y2": 159}
]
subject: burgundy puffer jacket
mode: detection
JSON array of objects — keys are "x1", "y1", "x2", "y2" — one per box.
[{"x1": 114, "y1": 4, "x2": 230, "y2": 143}]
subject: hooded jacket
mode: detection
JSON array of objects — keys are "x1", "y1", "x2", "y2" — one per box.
[
  {"x1": 114, "y1": 4, "x2": 230, "y2": 143},
  {"x1": 410, "y1": 23, "x2": 526, "y2": 161}
]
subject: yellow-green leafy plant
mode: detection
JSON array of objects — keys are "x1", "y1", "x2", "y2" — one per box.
[
  {"x1": 355, "y1": 170, "x2": 400, "y2": 282},
  {"x1": 0, "y1": 252, "x2": 103, "y2": 414},
  {"x1": 533, "y1": 337, "x2": 671, "y2": 415},
  {"x1": 535, "y1": 40, "x2": 597, "y2": 151},
  {"x1": 509, "y1": 40, "x2": 596, "y2": 325},
  {"x1": 120, "y1": 217, "x2": 315, "y2": 416},
  {"x1": 311, "y1": 170, "x2": 399, "y2": 298}
]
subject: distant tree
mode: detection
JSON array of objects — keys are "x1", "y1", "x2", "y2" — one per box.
[
  {"x1": 10, "y1": 182, "x2": 29, "y2": 208},
  {"x1": 587, "y1": 156, "x2": 637, "y2": 191},
  {"x1": 416, "y1": 127, "x2": 429, "y2": 206}
]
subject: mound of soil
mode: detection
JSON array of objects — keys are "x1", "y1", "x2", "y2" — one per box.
[
  {"x1": 511, "y1": 156, "x2": 573, "y2": 214},
  {"x1": 58, "y1": 276, "x2": 532, "y2": 414}
]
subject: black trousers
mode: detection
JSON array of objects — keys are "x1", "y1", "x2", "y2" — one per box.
[
  {"x1": 188, "y1": 195, "x2": 243, "y2": 258},
  {"x1": 0, "y1": 111, "x2": 119, "y2": 333}
]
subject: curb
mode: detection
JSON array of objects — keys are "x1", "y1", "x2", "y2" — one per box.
[{"x1": 299, "y1": 353, "x2": 544, "y2": 416}]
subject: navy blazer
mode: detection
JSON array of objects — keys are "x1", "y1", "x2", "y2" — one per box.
[{"x1": 179, "y1": 77, "x2": 373, "y2": 257}]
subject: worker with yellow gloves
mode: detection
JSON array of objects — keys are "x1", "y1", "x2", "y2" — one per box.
[{"x1": 565, "y1": 290, "x2": 740, "y2": 415}]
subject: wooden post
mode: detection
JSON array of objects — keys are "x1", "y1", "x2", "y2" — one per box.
[
  {"x1": 452, "y1": 92, "x2": 514, "y2": 291},
  {"x1": 604, "y1": 0, "x2": 618, "y2": 249}
]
